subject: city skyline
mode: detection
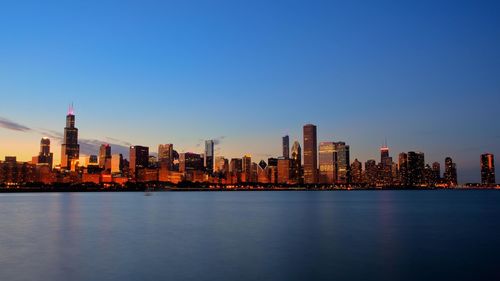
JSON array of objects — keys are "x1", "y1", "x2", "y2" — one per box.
[
  {"x1": 1, "y1": 1, "x2": 500, "y2": 183},
  {"x1": 0, "y1": 106, "x2": 495, "y2": 186}
]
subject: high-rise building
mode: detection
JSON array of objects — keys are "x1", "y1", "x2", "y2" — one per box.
[
  {"x1": 267, "y1": 158, "x2": 278, "y2": 167},
  {"x1": 407, "y1": 152, "x2": 425, "y2": 186},
  {"x1": 351, "y1": 159, "x2": 363, "y2": 184},
  {"x1": 443, "y1": 157, "x2": 458, "y2": 187},
  {"x1": 179, "y1": 153, "x2": 203, "y2": 173},
  {"x1": 291, "y1": 141, "x2": 302, "y2": 184},
  {"x1": 129, "y1": 146, "x2": 149, "y2": 176},
  {"x1": 111, "y1": 154, "x2": 123, "y2": 174},
  {"x1": 319, "y1": 142, "x2": 336, "y2": 184},
  {"x1": 149, "y1": 156, "x2": 158, "y2": 168},
  {"x1": 379, "y1": 144, "x2": 393, "y2": 186},
  {"x1": 432, "y1": 162, "x2": 441, "y2": 180},
  {"x1": 398, "y1": 153, "x2": 408, "y2": 186},
  {"x1": 230, "y1": 158, "x2": 243, "y2": 174},
  {"x1": 158, "y1": 144, "x2": 174, "y2": 170},
  {"x1": 282, "y1": 135, "x2": 290, "y2": 159},
  {"x1": 277, "y1": 158, "x2": 291, "y2": 184},
  {"x1": 242, "y1": 155, "x2": 252, "y2": 182},
  {"x1": 214, "y1": 156, "x2": 228, "y2": 174},
  {"x1": 60, "y1": 105, "x2": 80, "y2": 170},
  {"x1": 365, "y1": 160, "x2": 378, "y2": 186},
  {"x1": 380, "y1": 144, "x2": 389, "y2": 163},
  {"x1": 335, "y1": 142, "x2": 350, "y2": 184},
  {"x1": 99, "y1": 144, "x2": 111, "y2": 169},
  {"x1": 481, "y1": 153, "x2": 495, "y2": 185},
  {"x1": 204, "y1": 140, "x2": 215, "y2": 174},
  {"x1": 37, "y1": 137, "x2": 53, "y2": 168},
  {"x1": 87, "y1": 155, "x2": 99, "y2": 166},
  {"x1": 303, "y1": 124, "x2": 318, "y2": 184},
  {"x1": 423, "y1": 164, "x2": 436, "y2": 186}
]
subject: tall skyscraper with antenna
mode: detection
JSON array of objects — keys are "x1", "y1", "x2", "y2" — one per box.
[{"x1": 60, "y1": 104, "x2": 80, "y2": 170}]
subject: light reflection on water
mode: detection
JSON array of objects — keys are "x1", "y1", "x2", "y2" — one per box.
[{"x1": 0, "y1": 191, "x2": 499, "y2": 281}]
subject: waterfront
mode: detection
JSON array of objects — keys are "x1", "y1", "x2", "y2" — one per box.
[{"x1": 1, "y1": 190, "x2": 499, "y2": 281}]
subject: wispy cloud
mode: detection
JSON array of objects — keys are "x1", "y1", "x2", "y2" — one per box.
[
  {"x1": 0, "y1": 117, "x2": 32, "y2": 132},
  {"x1": 213, "y1": 136, "x2": 226, "y2": 145},
  {"x1": 78, "y1": 138, "x2": 130, "y2": 157},
  {"x1": 105, "y1": 136, "x2": 131, "y2": 147},
  {"x1": 197, "y1": 136, "x2": 226, "y2": 147}
]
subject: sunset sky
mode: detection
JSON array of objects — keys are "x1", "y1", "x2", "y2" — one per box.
[{"x1": 1, "y1": 0, "x2": 499, "y2": 183}]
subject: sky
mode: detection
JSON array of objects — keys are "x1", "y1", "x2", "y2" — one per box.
[{"x1": 0, "y1": 0, "x2": 499, "y2": 183}]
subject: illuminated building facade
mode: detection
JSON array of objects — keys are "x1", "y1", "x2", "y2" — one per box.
[
  {"x1": 242, "y1": 155, "x2": 252, "y2": 182},
  {"x1": 130, "y1": 146, "x2": 149, "y2": 176},
  {"x1": 335, "y1": 142, "x2": 350, "y2": 184},
  {"x1": 158, "y1": 144, "x2": 174, "y2": 170},
  {"x1": 364, "y1": 160, "x2": 378, "y2": 186},
  {"x1": 282, "y1": 135, "x2": 289, "y2": 159},
  {"x1": 99, "y1": 144, "x2": 111, "y2": 169},
  {"x1": 179, "y1": 153, "x2": 203, "y2": 173},
  {"x1": 407, "y1": 151, "x2": 425, "y2": 186},
  {"x1": 319, "y1": 142, "x2": 336, "y2": 184},
  {"x1": 481, "y1": 153, "x2": 495, "y2": 185},
  {"x1": 277, "y1": 158, "x2": 291, "y2": 184},
  {"x1": 432, "y1": 162, "x2": 441, "y2": 180},
  {"x1": 303, "y1": 124, "x2": 318, "y2": 184},
  {"x1": 379, "y1": 144, "x2": 393, "y2": 186},
  {"x1": 443, "y1": 157, "x2": 458, "y2": 186},
  {"x1": 291, "y1": 141, "x2": 302, "y2": 183},
  {"x1": 60, "y1": 105, "x2": 80, "y2": 170},
  {"x1": 351, "y1": 159, "x2": 363, "y2": 184},
  {"x1": 37, "y1": 137, "x2": 53, "y2": 169},
  {"x1": 204, "y1": 140, "x2": 215, "y2": 174},
  {"x1": 111, "y1": 154, "x2": 123, "y2": 174}
]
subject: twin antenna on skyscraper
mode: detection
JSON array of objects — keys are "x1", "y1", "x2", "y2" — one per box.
[{"x1": 68, "y1": 103, "x2": 75, "y2": 115}]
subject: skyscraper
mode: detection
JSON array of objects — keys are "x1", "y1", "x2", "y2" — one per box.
[
  {"x1": 365, "y1": 159, "x2": 378, "y2": 186},
  {"x1": 303, "y1": 124, "x2": 318, "y2": 184},
  {"x1": 242, "y1": 155, "x2": 252, "y2": 182},
  {"x1": 481, "y1": 153, "x2": 495, "y2": 185},
  {"x1": 443, "y1": 157, "x2": 457, "y2": 187},
  {"x1": 37, "y1": 137, "x2": 53, "y2": 169},
  {"x1": 158, "y1": 144, "x2": 174, "y2": 170},
  {"x1": 380, "y1": 144, "x2": 389, "y2": 163},
  {"x1": 111, "y1": 154, "x2": 123, "y2": 174},
  {"x1": 335, "y1": 142, "x2": 350, "y2": 184},
  {"x1": 277, "y1": 158, "x2": 291, "y2": 184},
  {"x1": 398, "y1": 153, "x2": 408, "y2": 186},
  {"x1": 407, "y1": 152, "x2": 425, "y2": 186},
  {"x1": 179, "y1": 153, "x2": 203, "y2": 173},
  {"x1": 204, "y1": 140, "x2": 215, "y2": 174},
  {"x1": 99, "y1": 144, "x2": 111, "y2": 169},
  {"x1": 60, "y1": 105, "x2": 80, "y2": 170},
  {"x1": 129, "y1": 146, "x2": 149, "y2": 176},
  {"x1": 432, "y1": 162, "x2": 441, "y2": 180},
  {"x1": 282, "y1": 135, "x2": 290, "y2": 159},
  {"x1": 319, "y1": 142, "x2": 336, "y2": 184},
  {"x1": 291, "y1": 141, "x2": 302, "y2": 184},
  {"x1": 229, "y1": 158, "x2": 243, "y2": 175},
  {"x1": 379, "y1": 144, "x2": 393, "y2": 186},
  {"x1": 351, "y1": 159, "x2": 363, "y2": 184}
]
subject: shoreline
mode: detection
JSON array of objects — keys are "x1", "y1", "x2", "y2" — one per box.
[{"x1": 0, "y1": 186, "x2": 498, "y2": 193}]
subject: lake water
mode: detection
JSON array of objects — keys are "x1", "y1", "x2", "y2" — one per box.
[{"x1": 0, "y1": 190, "x2": 499, "y2": 281}]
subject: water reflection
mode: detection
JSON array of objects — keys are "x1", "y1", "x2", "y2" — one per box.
[{"x1": 0, "y1": 191, "x2": 499, "y2": 281}]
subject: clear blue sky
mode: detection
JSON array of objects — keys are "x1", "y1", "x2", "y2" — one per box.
[{"x1": 0, "y1": 0, "x2": 499, "y2": 183}]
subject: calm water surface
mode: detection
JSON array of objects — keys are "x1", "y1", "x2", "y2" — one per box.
[{"x1": 0, "y1": 190, "x2": 499, "y2": 281}]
